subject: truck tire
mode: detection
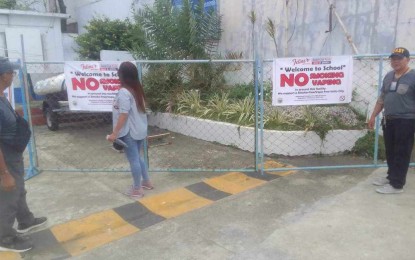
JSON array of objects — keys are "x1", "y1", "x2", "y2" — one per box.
[{"x1": 45, "y1": 107, "x2": 59, "y2": 131}]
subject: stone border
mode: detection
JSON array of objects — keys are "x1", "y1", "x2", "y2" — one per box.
[{"x1": 148, "y1": 113, "x2": 367, "y2": 156}]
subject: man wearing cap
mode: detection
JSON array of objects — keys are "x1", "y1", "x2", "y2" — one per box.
[
  {"x1": 368, "y1": 47, "x2": 415, "y2": 194},
  {"x1": 0, "y1": 57, "x2": 47, "y2": 252}
]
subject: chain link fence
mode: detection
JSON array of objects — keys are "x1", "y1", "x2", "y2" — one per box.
[
  {"x1": 25, "y1": 60, "x2": 259, "y2": 172},
  {"x1": 260, "y1": 56, "x2": 391, "y2": 171},
  {"x1": 140, "y1": 60, "x2": 258, "y2": 171},
  {"x1": 26, "y1": 62, "x2": 125, "y2": 172},
  {"x1": 22, "y1": 56, "x2": 406, "y2": 174}
]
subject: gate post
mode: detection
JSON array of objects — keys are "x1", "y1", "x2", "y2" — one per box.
[
  {"x1": 374, "y1": 56, "x2": 384, "y2": 165},
  {"x1": 254, "y1": 57, "x2": 265, "y2": 174},
  {"x1": 136, "y1": 61, "x2": 150, "y2": 170},
  {"x1": 20, "y1": 36, "x2": 40, "y2": 179}
]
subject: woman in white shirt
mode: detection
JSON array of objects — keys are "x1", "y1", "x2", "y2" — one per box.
[{"x1": 107, "y1": 61, "x2": 153, "y2": 198}]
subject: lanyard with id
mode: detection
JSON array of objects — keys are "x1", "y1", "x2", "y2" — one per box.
[
  {"x1": 390, "y1": 80, "x2": 398, "y2": 92},
  {"x1": 390, "y1": 68, "x2": 411, "y2": 92}
]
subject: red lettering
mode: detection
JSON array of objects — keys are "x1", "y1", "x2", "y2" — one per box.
[
  {"x1": 312, "y1": 79, "x2": 342, "y2": 85},
  {"x1": 100, "y1": 78, "x2": 120, "y2": 84},
  {"x1": 72, "y1": 78, "x2": 85, "y2": 90},
  {"x1": 103, "y1": 85, "x2": 120, "y2": 91},
  {"x1": 280, "y1": 74, "x2": 294, "y2": 87},
  {"x1": 295, "y1": 73, "x2": 309, "y2": 87},
  {"x1": 71, "y1": 77, "x2": 99, "y2": 91},
  {"x1": 86, "y1": 78, "x2": 99, "y2": 91},
  {"x1": 280, "y1": 73, "x2": 309, "y2": 87}
]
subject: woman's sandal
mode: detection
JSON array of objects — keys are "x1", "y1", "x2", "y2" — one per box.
[{"x1": 142, "y1": 183, "x2": 154, "y2": 190}]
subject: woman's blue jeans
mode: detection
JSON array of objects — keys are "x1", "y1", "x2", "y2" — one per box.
[{"x1": 120, "y1": 133, "x2": 149, "y2": 188}]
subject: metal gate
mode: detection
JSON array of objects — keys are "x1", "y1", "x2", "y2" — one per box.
[{"x1": 19, "y1": 55, "x2": 403, "y2": 176}]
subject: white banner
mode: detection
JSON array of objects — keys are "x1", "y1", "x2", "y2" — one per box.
[
  {"x1": 272, "y1": 56, "x2": 353, "y2": 106},
  {"x1": 4, "y1": 84, "x2": 15, "y2": 109},
  {"x1": 64, "y1": 61, "x2": 123, "y2": 111}
]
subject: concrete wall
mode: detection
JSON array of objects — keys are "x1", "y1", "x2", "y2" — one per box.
[
  {"x1": 66, "y1": 0, "x2": 154, "y2": 33},
  {"x1": 62, "y1": 33, "x2": 78, "y2": 60},
  {"x1": 219, "y1": 0, "x2": 415, "y2": 59},
  {"x1": 148, "y1": 113, "x2": 367, "y2": 156},
  {"x1": 0, "y1": 10, "x2": 67, "y2": 61}
]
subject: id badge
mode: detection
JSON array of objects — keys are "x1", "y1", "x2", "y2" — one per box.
[{"x1": 390, "y1": 82, "x2": 397, "y2": 92}]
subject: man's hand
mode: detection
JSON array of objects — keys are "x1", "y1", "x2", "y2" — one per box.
[
  {"x1": 368, "y1": 117, "x2": 376, "y2": 130},
  {"x1": 0, "y1": 172, "x2": 16, "y2": 192}
]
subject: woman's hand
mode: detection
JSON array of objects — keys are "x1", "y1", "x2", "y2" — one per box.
[{"x1": 107, "y1": 133, "x2": 117, "y2": 142}]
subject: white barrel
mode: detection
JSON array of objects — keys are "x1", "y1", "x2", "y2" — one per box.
[{"x1": 33, "y1": 73, "x2": 66, "y2": 95}]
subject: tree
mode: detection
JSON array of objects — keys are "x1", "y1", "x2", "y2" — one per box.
[
  {"x1": 0, "y1": 0, "x2": 17, "y2": 9},
  {"x1": 0, "y1": 0, "x2": 47, "y2": 11},
  {"x1": 130, "y1": 0, "x2": 228, "y2": 111},
  {"x1": 131, "y1": 0, "x2": 222, "y2": 60},
  {"x1": 75, "y1": 17, "x2": 136, "y2": 60}
]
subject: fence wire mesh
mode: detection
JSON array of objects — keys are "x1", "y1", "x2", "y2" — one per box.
[
  {"x1": 26, "y1": 62, "x2": 125, "y2": 171},
  {"x1": 261, "y1": 57, "x2": 383, "y2": 167},
  {"x1": 26, "y1": 60, "x2": 258, "y2": 172},
  {"x1": 23, "y1": 56, "x2": 411, "y2": 174},
  {"x1": 140, "y1": 60, "x2": 257, "y2": 171}
]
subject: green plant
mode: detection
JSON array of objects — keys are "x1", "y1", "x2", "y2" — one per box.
[
  {"x1": 75, "y1": 17, "x2": 138, "y2": 60},
  {"x1": 183, "y1": 63, "x2": 227, "y2": 94},
  {"x1": 227, "y1": 94, "x2": 255, "y2": 126},
  {"x1": 265, "y1": 17, "x2": 279, "y2": 57},
  {"x1": 0, "y1": 0, "x2": 40, "y2": 10},
  {"x1": 132, "y1": 0, "x2": 230, "y2": 109},
  {"x1": 262, "y1": 81, "x2": 272, "y2": 102},
  {"x1": 131, "y1": 0, "x2": 222, "y2": 60},
  {"x1": 227, "y1": 83, "x2": 254, "y2": 100},
  {"x1": 166, "y1": 89, "x2": 368, "y2": 149},
  {"x1": 143, "y1": 64, "x2": 183, "y2": 112},
  {"x1": 226, "y1": 81, "x2": 271, "y2": 101},
  {"x1": 0, "y1": 0, "x2": 16, "y2": 9},
  {"x1": 264, "y1": 110, "x2": 296, "y2": 130},
  {"x1": 352, "y1": 132, "x2": 386, "y2": 160},
  {"x1": 205, "y1": 92, "x2": 231, "y2": 120},
  {"x1": 295, "y1": 106, "x2": 333, "y2": 141},
  {"x1": 176, "y1": 90, "x2": 207, "y2": 117}
]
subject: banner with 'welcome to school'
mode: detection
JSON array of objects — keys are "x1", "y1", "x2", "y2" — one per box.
[
  {"x1": 272, "y1": 56, "x2": 353, "y2": 106},
  {"x1": 65, "y1": 61, "x2": 123, "y2": 111}
]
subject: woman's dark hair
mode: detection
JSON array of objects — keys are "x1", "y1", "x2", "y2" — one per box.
[{"x1": 118, "y1": 61, "x2": 146, "y2": 113}]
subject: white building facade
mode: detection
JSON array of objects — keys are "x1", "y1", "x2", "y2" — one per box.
[{"x1": 0, "y1": 9, "x2": 68, "y2": 61}]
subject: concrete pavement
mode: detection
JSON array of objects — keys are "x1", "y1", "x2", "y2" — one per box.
[
  {"x1": 73, "y1": 167, "x2": 415, "y2": 260},
  {"x1": 1, "y1": 161, "x2": 412, "y2": 260}
]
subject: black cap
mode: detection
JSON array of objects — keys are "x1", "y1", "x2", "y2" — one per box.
[
  {"x1": 0, "y1": 57, "x2": 20, "y2": 75},
  {"x1": 389, "y1": 47, "x2": 410, "y2": 58}
]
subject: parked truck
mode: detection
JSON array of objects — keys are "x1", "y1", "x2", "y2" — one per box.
[{"x1": 33, "y1": 74, "x2": 111, "y2": 131}]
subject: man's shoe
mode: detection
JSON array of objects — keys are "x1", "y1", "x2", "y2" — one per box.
[
  {"x1": 17, "y1": 217, "x2": 47, "y2": 234},
  {"x1": 372, "y1": 176, "x2": 389, "y2": 186},
  {"x1": 0, "y1": 235, "x2": 33, "y2": 253},
  {"x1": 376, "y1": 184, "x2": 403, "y2": 194}
]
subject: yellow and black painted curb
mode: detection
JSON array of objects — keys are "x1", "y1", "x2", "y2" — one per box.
[{"x1": 1, "y1": 160, "x2": 296, "y2": 260}]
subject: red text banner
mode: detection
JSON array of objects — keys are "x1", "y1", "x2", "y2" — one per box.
[
  {"x1": 64, "y1": 61, "x2": 123, "y2": 111},
  {"x1": 272, "y1": 56, "x2": 353, "y2": 106}
]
